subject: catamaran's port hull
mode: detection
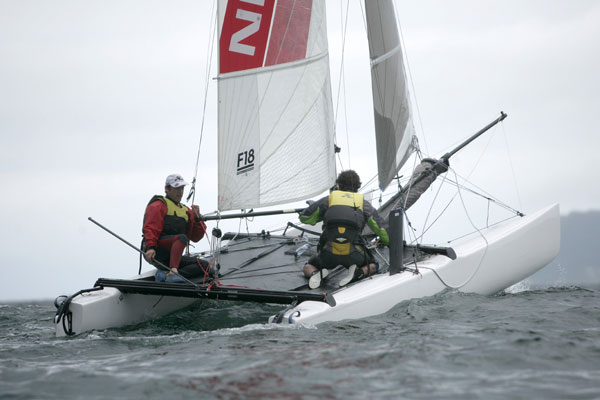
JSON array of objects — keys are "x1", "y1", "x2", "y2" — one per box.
[
  {"x1": 276, "y1": 203, "x2": 560, "y2": 325},
  {"x1": 54, "y1": 278, "x2": 198, "y2": 337},
  {"x1": 55, "y1": 203, "x2": 559, "y2": 337}
]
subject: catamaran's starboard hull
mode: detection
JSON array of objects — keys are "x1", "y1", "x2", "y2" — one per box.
[
  {"x1": 274, "y1": 203, "x2": 560, "y2": 325},
  {"x1": 55, "y1": 204, "x2": 559, "y2": 337}
]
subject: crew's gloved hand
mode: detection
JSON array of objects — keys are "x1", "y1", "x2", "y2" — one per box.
[{"x1": 433, "y1": 157, "x2": 450, "y2": 174}]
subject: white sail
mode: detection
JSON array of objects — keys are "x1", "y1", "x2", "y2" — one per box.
[
  {"x1": 365, "y1": 0, "x2": 417, "y2": 191},
  {"x1": 217, "y1": 0, "x2": 336, "y2": 211}
]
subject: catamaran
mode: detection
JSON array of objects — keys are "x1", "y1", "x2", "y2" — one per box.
[{"x1": 54, "y1": 0, "x2": 559, "y2": 337}]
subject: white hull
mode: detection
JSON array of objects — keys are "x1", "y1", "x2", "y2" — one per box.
[
  {"x1": 275, "y1": 203, "x2": 560, "y2": 325},
  {"x1": 55, "y1": 204, "x2": 559, "y2": 337},
  {"x1": 55, "y1": 271, "x2": 199, "y2": 337}
]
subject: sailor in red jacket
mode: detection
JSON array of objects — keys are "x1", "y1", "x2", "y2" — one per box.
[{"x1": 143, "y1": 174, "x2": 207, "y2": 282}]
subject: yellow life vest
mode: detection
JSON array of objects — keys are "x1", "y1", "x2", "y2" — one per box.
[
  {"x1": 146, "y1": 195, "x2": 190, "y2": 236},
  {"x1": 164, "y1": 196, "x2": 189, "y2": 222},
  {"x1": 328, "y1": 190, "x2": 364, "y2": 210},
  {"x1": 324, "y1": 191, "x2": 365, "y2": 255}
]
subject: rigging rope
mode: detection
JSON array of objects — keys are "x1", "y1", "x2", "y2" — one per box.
[
  {"x1": 333, "y1": 0, "x2": 351, "y2": 171},
  {"x1": 500, "y1": 122, "x2": 523, "y2": 211},
  {"x1": 333, "y1": 0, "x2": 350, "y2": 170},
  {"x1": 185, "y1": 0, "x2": 218, "y2": 259},
  {"x1": 403, "y1": 119, "x2": 523, "y2": 244},
  {"x1": 188, "y1": 0, "x2": 218, "y2": 206},
  {"x1": 393, "y1": 0, "x2": 429, "y2": 157},
  {"x1": 417, "y1": 168, "x2": 490, "y2": 290}
]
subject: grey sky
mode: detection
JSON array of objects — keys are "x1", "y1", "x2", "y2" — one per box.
[{"x1": 1, "y1": 0, "x2": 598, "y2": 301}]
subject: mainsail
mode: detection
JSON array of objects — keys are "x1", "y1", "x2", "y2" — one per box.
[
  {"x1": 217, "y1": 0, "x2": 336, "y2": 211},
  {"x1": 364, "y1": 0, "x2": 416, "y2": 191}
]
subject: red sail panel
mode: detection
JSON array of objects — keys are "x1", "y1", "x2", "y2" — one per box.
[
  {"x1": 264, "y1": 0, "x2": 312, "y2": 66},
  {"x1": 220, "y1": 0, "x2": 276, "y2": 74}
]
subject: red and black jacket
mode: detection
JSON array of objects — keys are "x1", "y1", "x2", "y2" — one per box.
[{"x1": 142, "y1": 195, "x2": 206, "y2": 250}]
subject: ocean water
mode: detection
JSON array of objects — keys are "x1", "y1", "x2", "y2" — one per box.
[{"x1": 1, "y1": 285, "x2": 599, "y2": 400}]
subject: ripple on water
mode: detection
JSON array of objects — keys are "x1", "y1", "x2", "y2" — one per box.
[{"x1": 1, "y1": 287, "x2": 599, "y2": 399}]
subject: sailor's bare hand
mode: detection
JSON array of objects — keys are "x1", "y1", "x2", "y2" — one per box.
[
  {"x1": 145, "y1": 249, "x2": 156, "y2": 261},
  {"x1": 192, "y1": 205, "x2": 203, "y2": 220}
]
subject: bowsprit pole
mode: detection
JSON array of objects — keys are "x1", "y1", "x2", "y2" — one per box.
[
  {"x1": 87, "y1": 217, "x2": 199, "y2": 286},
  {"x1": 413, "y1": 111, "x2": 508, "y2": 191},
  {"x1": 377, "y1": 111, "x2": 509, "y2": 214},
  {"x1": 440, "y1": 111, "x2": 508, "y2": 163}
]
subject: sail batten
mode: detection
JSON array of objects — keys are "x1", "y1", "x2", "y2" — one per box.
[
  {"x1": 370, "y1": 44, "x2": 402, "y2": 67},
  {"x1": 218, "y1": 51, "x2": 328, "y2": 80}
]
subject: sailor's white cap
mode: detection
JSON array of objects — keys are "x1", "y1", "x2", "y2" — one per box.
[{"x1": 165, "y1": 174, "x2": 189, "y2": 188}]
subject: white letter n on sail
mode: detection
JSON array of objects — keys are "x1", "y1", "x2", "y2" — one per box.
[{"x1": 230, "y1": 5, "x2": 264, "y2": 56}]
